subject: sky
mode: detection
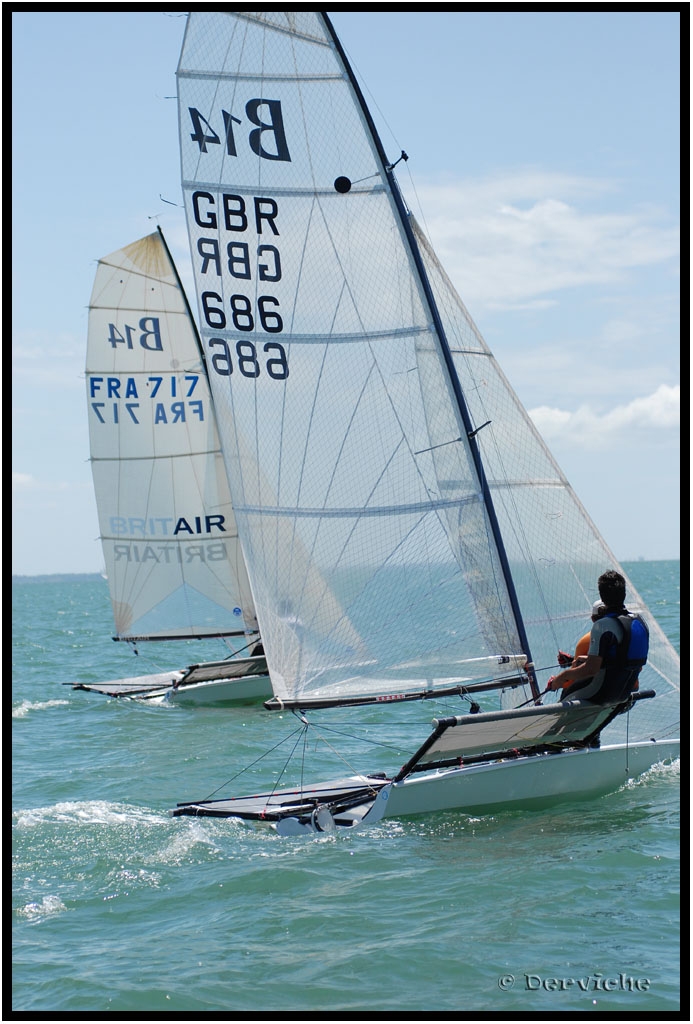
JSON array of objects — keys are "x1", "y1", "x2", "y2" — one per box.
[{"x1": 12, "y1": 11, "x2": 681, "y2": 574}]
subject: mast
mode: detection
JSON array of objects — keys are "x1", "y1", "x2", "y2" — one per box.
[
  {"x1": 157, "y1": 226, "x2": 205, "y2": 366},
  {"x1": 322, "y1": 14, "x2": 539, "y2": 697}
]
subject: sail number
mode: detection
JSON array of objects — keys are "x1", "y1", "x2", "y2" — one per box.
[
  {"x1": 190, "y1": 192, "x2": 290, "y2": 379},
  {"x1": 202, "y1": 291, "x2": 282, "y2": 332},
  {"x1": 207, "y1": 338, "x2": 288, "y2": 379},
  {"x1": 107, "y1": 317, "x2": 163, "y2": 351},
  {"x1": 188, "y1": 102, "x2": 291, "y2": 163}
]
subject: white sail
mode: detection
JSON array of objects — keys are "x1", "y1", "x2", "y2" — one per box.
[
  {"x1": 86, "y1": 230, "x2": 258, "y2": 641},
  {"x1": 176, "y1": 13, "x2": 678, "y2": 742},
  {"x1": 177, "y1": 12, "x2": 527, "y2": 705}
]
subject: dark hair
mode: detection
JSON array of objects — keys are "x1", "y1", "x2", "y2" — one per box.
[{"x1": 597, "y1": 570, "x2": 626, "y2": 609}]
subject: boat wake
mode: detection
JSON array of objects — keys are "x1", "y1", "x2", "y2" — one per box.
[
  {"x1": 12, "y1": 698, "x2": 70, "y2": 719},
  {"x1": 621, "y1": 754, "x2": 680, "y2": 788},
  {"x1": 13, "y1": 800, "x2": 167, "y2": 829}
]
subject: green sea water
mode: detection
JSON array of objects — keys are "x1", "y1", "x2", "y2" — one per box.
[{"x1": 12, "y1": 561, "x2": 680, "y2": 1014}]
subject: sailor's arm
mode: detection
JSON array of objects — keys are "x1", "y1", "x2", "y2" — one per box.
[{"x1": 547, "y1": 653, "x2": 602, "y2": 691}]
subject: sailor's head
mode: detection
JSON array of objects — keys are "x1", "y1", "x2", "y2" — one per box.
[
  {"x1": 591, "y1": 599, "x2": 606, "y2": 621},
  {"x1": 597, "y1": 570, "x2": 626, "y2": 610}
]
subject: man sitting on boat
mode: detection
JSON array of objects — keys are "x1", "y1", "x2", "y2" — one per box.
[{"x1": 546, "y1": 570, "x2": 648, "y2": 703}]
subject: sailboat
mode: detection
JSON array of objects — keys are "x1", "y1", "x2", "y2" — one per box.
[
  {"x1": 69, "y1": 228, "x2": 272, "y2": 706},
  {"x1": 170, "y1": 12, "x2": 679, "y2": 828}
]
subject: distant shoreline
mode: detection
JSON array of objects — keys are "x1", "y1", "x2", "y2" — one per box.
[
  {"x1": 12, "y1": 558, "x2": 680, "y2": 585},
  {"x1": 12, "y1": 573, "x2": 105, "y2": 584}
]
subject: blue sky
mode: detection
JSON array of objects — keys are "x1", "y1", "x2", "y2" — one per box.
[{"x1": 12, "y1": 11, "x2": 680, "y2": 573}]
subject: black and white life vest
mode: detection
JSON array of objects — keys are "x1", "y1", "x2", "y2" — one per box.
[{"x1": 597, "y1": 611, "x2": 649, "y2": 702}]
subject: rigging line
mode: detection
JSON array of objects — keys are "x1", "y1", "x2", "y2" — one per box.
[
  {"x1": 302, "y1": 720, "x2": 418, "y2": 756},
  {"x1": 221, "y1": 636, "x2": 259, "y2": 659},
  {"x1": 267, "y1": 726, "x2": 312, "y2": 803},
  {"x1": 200, "y1": 724, "x2": 306, "y2": 800},
  {"x1": 515, "y1": 685, "x2": 552, "y2": 709},
  {"x1": 414, "y1": 437, "x2": 462, "y2": 456},
  {"x1": 625, "y1": 707, "x2": 630, "y2": 774},
  {"x1": 301, "y1": 723, "x2": 389, "y2": 794}
]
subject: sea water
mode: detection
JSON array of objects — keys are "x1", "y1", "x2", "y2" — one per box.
[{"x1": 12, "y1": 562, "x2": 680, "y2": 1014}]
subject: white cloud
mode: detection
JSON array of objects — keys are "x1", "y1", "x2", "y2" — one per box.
[
  {"x1": 407, "y1": 171, "x2": 679, "y2": 309},
  {"x1": 12, "y1": 473, "x2": 69, "y2": 493},
  {"x1": 12, "y1": 330, "x2": 86, "y2": 390},
  {"x1": 12, "y1": 472, "x2": 38, "y2": 491},
  {"x1": 529, "y1": 384, "x2": 679, "y2": 445}
]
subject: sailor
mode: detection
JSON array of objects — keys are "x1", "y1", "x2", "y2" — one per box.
[{"x1": 547, "y1": 570, "x2": 648, "y2": 703}]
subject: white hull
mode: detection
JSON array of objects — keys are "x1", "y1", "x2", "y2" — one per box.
[
  {"x1": 365, "y1": 740, "x2": 679, "y2": 825},
  {"x1": 70, "y1": 660, "x2": 272, "y2": 707},
  {"x1": 164, "y1": 674, "x2": 272, "y2": 706}
]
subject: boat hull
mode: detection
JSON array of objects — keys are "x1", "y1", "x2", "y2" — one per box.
[
  {"x1": 374, "y1": 740, "x2": 679, "y2": 822},
  {"x1": 172, "y1": 739, "x2": 678, "y2": 832},
  {"x1": 70, "y1": 654, "x2": 272, "y2": 706},
  {"x1": 164, "y1": 674, "x2": 272, "y2": 706}
]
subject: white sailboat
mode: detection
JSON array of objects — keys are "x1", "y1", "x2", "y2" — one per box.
[
  {"x1": 71, "y1": 229, "x2": 272, "y2": 705},
  {"x1": 170, "y1": 12, "x2": 679, "y2": 828}
]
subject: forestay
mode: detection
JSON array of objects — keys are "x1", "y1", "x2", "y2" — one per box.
[{"x1": 87, "y1": 230, "x2": 258, "y2": 641}]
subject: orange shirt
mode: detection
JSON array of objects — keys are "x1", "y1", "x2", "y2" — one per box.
[{"x1": 574, "y1": 632, "x2": 590, "y2": 658}]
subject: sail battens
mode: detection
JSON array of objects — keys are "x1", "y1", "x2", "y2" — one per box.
[
  {"x1": 90, "y1": 450, "x2": 223, "y2": 463},
  {"x1": 181, "y1": 179, "x2": 385, "y2": 198},
  {"x1": 88, "y1": 303, "x2": 183, "y2": 315},
  {"x1": 489, "y1": 480, "x2": 565, "y2": 489},
  {"x1": 234, "y1": 495, "x2": 483, "y2": 519},
  {"x1": 181, "y1": 325, "x2": 429, "y2": 347},
  {"x1": 179, "y1": 70, "x2": 343, "y2": 83}
]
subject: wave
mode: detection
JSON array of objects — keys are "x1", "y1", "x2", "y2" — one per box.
[
  {"x1": 12, "y1": 699, "x2": 70, "y2": 719},
  {"x1": 16, "y1": 895, "x2": 68, "y2": 923},
  {"x1": 13, "y1": 800, "x2": 167, "y2": 829}
]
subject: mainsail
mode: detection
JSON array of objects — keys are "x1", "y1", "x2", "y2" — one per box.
[
  {"x1": 176, "y1": 12, "x2": 679, "y2": 741},
  {"x1": 86, "y1": 229, "x2": 258, "y2": 642}
]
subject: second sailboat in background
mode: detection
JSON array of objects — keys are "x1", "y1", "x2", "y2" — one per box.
[{"x1": 70, "y1": 228, "x2": 271, "y2": 706}]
